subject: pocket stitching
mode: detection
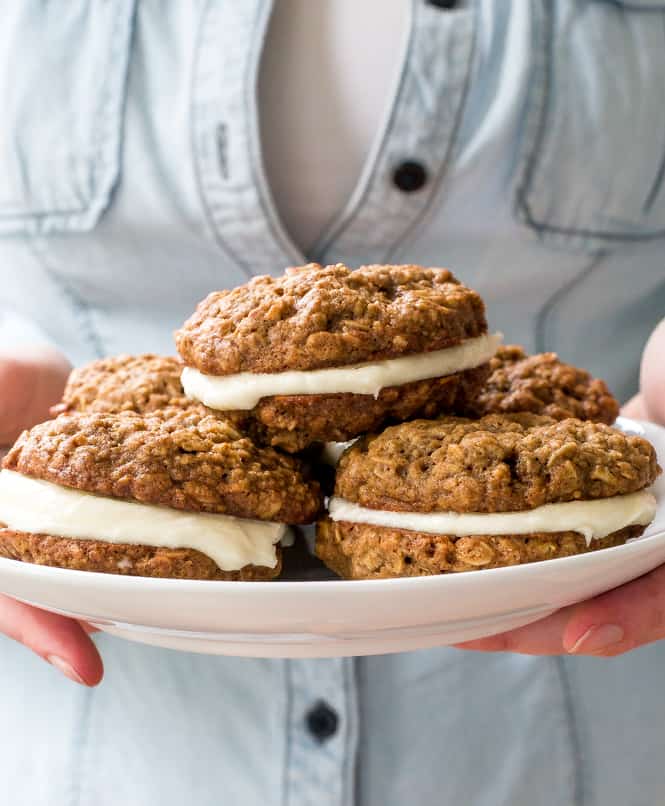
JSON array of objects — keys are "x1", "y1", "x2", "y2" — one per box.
[
  {"x1": 514, "y1": 0, "x2": 665, "y2": 245},
  {"x1": 0, "y1": 1, "x2": 136, "y2": 233},
  {"x1": 83, "y1": 0, "x2": 137, "y2": 229}
]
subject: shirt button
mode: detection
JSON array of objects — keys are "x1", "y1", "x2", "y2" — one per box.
[
  {"x1": 305, "y1": 701, "x2": 339, "y2": 743},
  {"x1": 392, "y1": 160, "x2": 428, "y2": 193}
]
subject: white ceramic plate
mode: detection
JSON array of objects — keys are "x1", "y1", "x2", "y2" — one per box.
[{"x1": 0, "y1": 417, "x2": 663, "y2": 658}]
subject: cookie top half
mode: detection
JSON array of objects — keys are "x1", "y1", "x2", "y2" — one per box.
[
  {"x1": 466, "y1": 345, "x2": 619, "y2": 424},
  {"x1": 3, "y1": 411, "x2": 321, "y2": 523},
  {"x1": 174, "y1": 263, "x2": 487, "y2": 374},
  {"x1": 335, "y1": 414, "x2": 659, "y2": 513}
]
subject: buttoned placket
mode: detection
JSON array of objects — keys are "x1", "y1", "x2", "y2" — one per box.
[
  {"x1": 192, "y1": 0, "x2": 477, "y2": 272},
  {"x1": 191, "y1": 0, "x2": 302, "y2": 275},
  {"x1": 311, "y1": 0, "x2": 477, "y2": 266},
  {"x1": 189, "y1": 3, "x2": 477, "y2": 804},
  {"x1": 282, "y1": 658, "x2": 358, "y2": 806}
]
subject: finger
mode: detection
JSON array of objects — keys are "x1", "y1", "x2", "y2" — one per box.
[
  {"x1": 621, "y1": 393, "x2": 648, "y2": 420},
  {"x1": 560, "y1": 564, "x2": 665, "y2": 657},
  {"x1": 454, "y1": 607, "x2": 572, "y2": 654},
  {"x1": 0, "y1": 345, "x2": 71, "y2": 444},
  {"x1": 641, "y1": 318, "x2": 665, "y2": 426},
  {"x1": 458, "y1": 564, "x2": 665, "y2": 657},
  {"x1": 0, "y1": 595, "x2": 103, "y2": 685}
]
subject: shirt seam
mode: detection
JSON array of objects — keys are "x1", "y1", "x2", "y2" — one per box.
[
  {"x1": 515, "y1": 0, "x2": 665, "y2": 245},
  {"x1": 282, "y1": 659, "x2": 294, "y2": 806},
  {"x1": 243, "y1": 0, "x2": 306, "y2": 265},
  {"x1": 189, "y1": 0, "x2": 256, "y2": 279},
  {"x1": 554, "y1": 657, "x2": 586, "y2": 806},
  {"x1": 535, "y1": 252, "x2": 608, "y2": 354},
  {"x1": 308, "y1": 0, "x2": 417, "y2": 260},
  {"x1": 0, "y1": 0, "x2": 135, "y2": 234},
  {"x1": 342, "y1": 658, "x2": 359, "y2": 806},
  {"x1": 69, "y1": 686, "x2": 94, "y2": 806}
]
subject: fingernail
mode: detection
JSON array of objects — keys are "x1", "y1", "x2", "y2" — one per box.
[
  {"x1": 47, "y1": 654, "x2": 86, "y2": 685},
  {"x1": 567, "y1": 624, "x2": 625, "y2": 655}
]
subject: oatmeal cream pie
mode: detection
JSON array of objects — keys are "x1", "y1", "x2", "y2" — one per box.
[
  {"x1": 0, "y1": 411, "x2": 321, "y2": 580},
  {"x1": 50, "y1": 352, "x2": 267, "y2": 443},
  {"x1": 175, "y1": 263, "x2": 500, "y2": 452},
  {"x1": 316, "y1": 414, "x2": 660, "y2": 579},
  {"x1": 51, "y1": 354, "x2": 192, "y2": 417},
  {"x1": 461, "y1": 345, "x2": 619, "y2": 424}
]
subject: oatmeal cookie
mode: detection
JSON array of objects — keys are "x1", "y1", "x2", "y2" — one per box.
[
  {"x1": 175, "y1": 263, "x2": 487, "y2": 374},
  {"x1": 240, "y1": 364, "x2": 489, "y2": 453},
  {"x1": 0, "y1": 411, "x2": 321, "y2": 579},
  {"x1": 176, "y1": 264, "x2": 493, "y2": 450},
  {"x1": 0, "y1": 530, "x2": 281, "y2": 581},
  {"x1": 336, "y1": 414, "x2": 658, "y2": 513},
  {"x1": 52, "y1": 354, "x2": 191, "y2": 416},
  {"x1": 316, "y1": 520, "x2": 641, "y2": 579},
  {"x1": 463, "y1": 345, "x2": 619, "y2": 424},
  {"x1": 315, "y1": 414, "x2": 660, "y2": 578},
  {"x1": 51, "y1": 353, "x2": 269, "y2": 446},
  {"x1": 4, "y1": 411, "x2": 321, "y2": 522}
]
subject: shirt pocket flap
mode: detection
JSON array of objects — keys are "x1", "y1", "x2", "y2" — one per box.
[
  {"x1": 515, "y1": 0, "x2": 665, "y2": 252},
  {"x1": 0, "y1": 2, "x2": 136, "y2": 235}
]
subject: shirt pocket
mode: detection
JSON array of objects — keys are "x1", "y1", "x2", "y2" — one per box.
[
  {"x1": 0, "y1": 1, "x2": 136, "y2": 236},
  {"x1": 515, "y1": 0, "x2": 665, "y2": 252}
]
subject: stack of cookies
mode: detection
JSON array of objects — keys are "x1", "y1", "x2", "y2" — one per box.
[{"x1": 0, "y1": 263, "x2": 659, "y2": 581}]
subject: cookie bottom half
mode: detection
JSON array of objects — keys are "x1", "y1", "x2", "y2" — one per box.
[
  {"x1": 0, "y1": 529, "x2": 282, "y2": 581},
  {"x1": 315, "y1": 519, "x2": 644, "y2": 579},
  {"x1": 234, "y1": 364, "x2": 490, "y2": 453}
]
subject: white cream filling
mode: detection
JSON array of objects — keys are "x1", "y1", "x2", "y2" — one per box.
[
  {"x1": 328, "y1": 491, "x2": 658, "y2": 546},
  {"x1": 0, "y1": 470, "x2": 285, "y2": 571},
  {"x1": 181, "y1": 332, "x2": 502, "y2": 411}
]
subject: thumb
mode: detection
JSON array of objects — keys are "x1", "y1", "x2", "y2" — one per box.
[
  {"x1": 0, "y1": 345, "x2": 71, "y2": 445},
  {"x1": 641, "y1": 318, "x2": 665, "y2": 426},
  {"x1": 0, "y1": 595, "x2": 103, "y2": 685}
]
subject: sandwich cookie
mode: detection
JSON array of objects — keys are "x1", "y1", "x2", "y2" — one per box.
[
  {"x1": 463, "y1": 345, "x2": 619, "y2": 424},
  {"x1": 52, "y1": 354, "x2": 199, "y2": 417},
  {"x1": 0, "y1": 411, "x2": 321, "y2": 580},
  {"x1": 175, "y1": 263, "x2": 499, "y2": 452},
  {"x1": 316, "y1": 414, "x2": 660, "y2": 578},
  {"x1": 318, "y1": 346, "x2": 619, "y2": 469},
  {"x1": 51, "y1": 353, "x2": 270, "y2": 447}
]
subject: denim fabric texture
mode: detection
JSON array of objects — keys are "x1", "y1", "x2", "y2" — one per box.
[{"x1": 1, "y1": 2, "x2": 665, "y2": 804}]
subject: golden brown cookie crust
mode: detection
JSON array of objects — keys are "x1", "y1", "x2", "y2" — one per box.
[
  {"x1": 335, "y1": 414, "x2": 660, "y2": 513},
  {"x1": 0, "y1": 530, "x2": 281, "y2": 580},
  {"x1": 3, "y1": 411, "x2": 322, "y2": 523},
  {"x1": 463, "y1": 345, "x2": 619, "y2": 424},
  {"x1": 174, "y1": 263, "x2": 487, "y2": 375},
  {"x1": 236, "y1": 364, "x2": 489, "y2": 453},
  {"x1": 315, "y1": 519, "x2": 642, "y2": 579},
  {"x1": 52, "y1": 354, "x2": 192, "y2": 417},
  {"x1": 51, "y1": 353, "x2": 271, "y2": 446}
]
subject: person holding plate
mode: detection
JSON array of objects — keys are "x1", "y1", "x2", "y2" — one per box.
[{"x1": 1, "y1": 2, "x2": 665, "y2": 804}]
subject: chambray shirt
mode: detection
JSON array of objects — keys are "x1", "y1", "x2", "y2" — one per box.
[{"x1": 1, "y1": 2, "x2": 665, "y2": 804}]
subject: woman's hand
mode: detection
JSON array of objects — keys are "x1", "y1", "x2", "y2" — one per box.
[
  {"x1": 458, "y1": 319, "x2": 665, "y2": 657},
  {"x1": 0, "y1": 344, "x2": 72, "y2": 444},
  {"x1": 0, "y1": 346, "x2": 103, "y2": 685}
]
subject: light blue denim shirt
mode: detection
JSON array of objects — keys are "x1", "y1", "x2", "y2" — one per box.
[{"x1": 1, "y1": 2, "x2": 665, "y2": 804}]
